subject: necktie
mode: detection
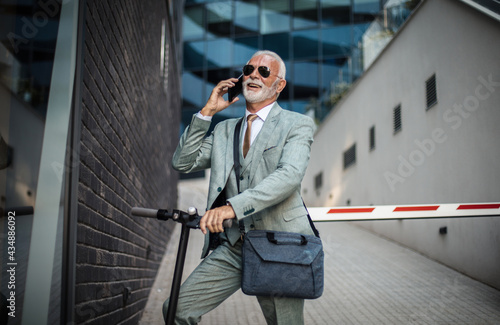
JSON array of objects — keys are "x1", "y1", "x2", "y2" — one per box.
[{"x1": 243, "y1": 114, "x2": 258, "y2": 158}]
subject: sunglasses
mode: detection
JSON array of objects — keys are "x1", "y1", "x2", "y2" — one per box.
[{"x1": 242, "y1": 65, "x2": 280, "y2": 78}]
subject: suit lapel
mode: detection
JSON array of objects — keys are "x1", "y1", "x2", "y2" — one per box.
[
  {"x1": 225, "y1": 117, "x2": 244, "y2": 180},
  {"x1": 206, "y1": 118, "x2": 240, "y2": 208}
]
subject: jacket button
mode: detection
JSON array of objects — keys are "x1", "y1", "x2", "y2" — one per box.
[
  {"x1": 240, "y1": 176, "x2": 244, "y2": 180},
  {"x1": 217, "y1": 187, "x2": 222, "y2": 192},
  {"x1": 250, "y1": 224, "x2": 255, "y2": 229}
]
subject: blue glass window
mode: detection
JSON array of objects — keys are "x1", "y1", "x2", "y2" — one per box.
[
  {"x1": 293, "y1": 0, "x2": 319, "y2": 29},
  {"x1": 184, "y1": 41, "x2": 206, "y2": 70},
  {"x1": 180, "y1": 0, "x2": 386, "y2": 125},
  {"x1": 293, "y1": 61, "x2": 319, "y2": 103},
  {"x1": 234, "y1": 36, "x2": 259, "y2": 66},
  {"x1": 206, "y1": 2, "x2": 234, "y2": 38},
  {"x1": 353, "y1": 0, "x2": 380, "y2": 23},
  {"x1": 182, "y1": 71, "x2": 205, "y2": 108},
  {"x1": 292, "y1": 100, "x2": 312, "y2": 114},
  {"x1": 321, "y1": 57, "x2": 350, "y2": 92},
  {"x1": 183, "y1": 5, "x2": 205, "y2": 41},
  {"x1": 263, "y1": 33, "x2": 290, "y2": 61},
  {"x1": 293, "y1": 30, "x2": 319, "y2": 59},
  {"x1": 321, "y1": 0, "x2": 351, "y2": 26},
  {"x1": 261, "y1": 0, "x2": 290, "y2": 34},
  {"x1": 322, "y1": 26, "x2": 351, "y2": 57},
  {"x1": 235, "y1": 1, "x2": 259, "y2": 35},
  {"x1": 206, "y1": 39, "x2": 233, "y2": 68}
]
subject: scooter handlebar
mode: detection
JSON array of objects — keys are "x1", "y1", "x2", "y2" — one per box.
[
  {"x1": 131, "y1": 206, "x2": 234, "y2": 228},
  {"x1": 131, "y1": 207, "x2": 158, "y2": 218}
]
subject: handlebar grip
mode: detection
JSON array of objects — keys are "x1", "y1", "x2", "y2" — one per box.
[
  {"x1": 132, "y1": 207, "x2": 235, "y2": 228},
  {"x1": 131, "y1": 207, "x2": 158, "y2": 218},
  {"x1": 222, "y1": 219, "x2": 234, "y2": 228}
]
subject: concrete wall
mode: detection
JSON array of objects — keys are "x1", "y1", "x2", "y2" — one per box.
[
  {"x1": 302, "y1": 0, "x2": 500, "y2": 289},
  {"x1": 75, "y1": 1, "x2": 182, "y2": 323}
]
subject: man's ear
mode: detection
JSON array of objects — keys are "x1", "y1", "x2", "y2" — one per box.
[{"x1": 276, "y1": 78, "x2": 287, "y2": 94}]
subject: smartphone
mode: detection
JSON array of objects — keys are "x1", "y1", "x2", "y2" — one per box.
[{"x1": 228, "y1": 74, "x2": 243, "y2": 102}]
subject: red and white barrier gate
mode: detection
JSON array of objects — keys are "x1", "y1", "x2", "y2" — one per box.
[{"x1": 308, "y1": 203, "x2": 500, "y2": 222}]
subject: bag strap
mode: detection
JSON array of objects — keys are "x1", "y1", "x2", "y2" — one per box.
[
  {"x1": 232, "y1": 117, "x2": 319, "y2": 238},
  {"x1": 303, "y1": 200, "x2": 320, "y2": 238},
  {"x1": 233, "y1": 118, "x2": 246, "y2": 235}
]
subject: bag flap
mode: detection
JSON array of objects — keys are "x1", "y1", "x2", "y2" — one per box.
[{"x1": 245, "y1": 231, "x2": 323, "y2": 266}]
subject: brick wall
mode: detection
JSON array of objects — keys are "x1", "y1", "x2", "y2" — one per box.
[{"x1": 76, "y1": 0, "x2": 181, "y2": 323}]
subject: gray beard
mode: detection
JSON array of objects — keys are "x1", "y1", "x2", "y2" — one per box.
[{"x1": 243, "y1": 79, "x2": 279, "y2": 103}]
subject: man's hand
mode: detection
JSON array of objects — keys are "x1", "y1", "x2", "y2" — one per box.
[
  {"x1": 200, "y1": 78, "x2": 240, "y2": 117},
  {"x1": 199, "y1": 204, "x2": 236, "y2": 235}
]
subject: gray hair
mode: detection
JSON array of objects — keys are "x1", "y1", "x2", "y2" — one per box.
[{"x1": 248, "y1": 50, "x2": 286, "y2": 79}]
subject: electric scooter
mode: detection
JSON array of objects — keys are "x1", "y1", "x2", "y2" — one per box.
[{"x1": 131, "y1": 206, "x2": 232, "y2": 325}]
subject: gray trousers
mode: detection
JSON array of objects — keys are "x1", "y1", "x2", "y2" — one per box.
[{"x1": 162, "y1": 239, "x2": 304, "y2": 325}]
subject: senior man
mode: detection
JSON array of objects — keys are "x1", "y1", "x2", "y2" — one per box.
[{"x1": 164, "y1": 50, "x2": 316, "y2": 325}]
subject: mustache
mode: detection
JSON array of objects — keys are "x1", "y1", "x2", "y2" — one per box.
[{"x1": 243, "y1": 78, "x2": 264, "y2": 88}]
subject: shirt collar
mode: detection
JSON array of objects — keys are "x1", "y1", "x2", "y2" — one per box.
[{"x1": 245, "y1": 102, "x2": 274, "y2": 122}]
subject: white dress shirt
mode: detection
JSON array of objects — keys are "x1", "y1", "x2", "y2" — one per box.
[
  {"x1": 242, "y1": 103, "x2": 273, "y2": 147},
  {"x1": 196, "y1": 102, "x2": 274, "y2": 148}
]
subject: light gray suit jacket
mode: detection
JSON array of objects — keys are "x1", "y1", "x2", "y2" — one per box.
[{"x1": 172, "y1": 103, "x2": 316, "y2": 258}]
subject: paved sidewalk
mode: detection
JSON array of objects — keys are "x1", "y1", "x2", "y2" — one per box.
[{"x1": 140, "y1": 179, "x2": 500, "y2": 324}]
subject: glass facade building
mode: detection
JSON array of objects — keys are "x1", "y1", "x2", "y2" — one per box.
[{"x1": 182, "y1": 0, "x2": 386, "y2": 125}]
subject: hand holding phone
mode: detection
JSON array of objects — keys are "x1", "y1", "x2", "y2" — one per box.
[
  {"x1": 201, "y1": 77, "x2": 242, "y2": 117},
  {"x1": 228, "y1": 74, "x2": 243, "y2": 102}
]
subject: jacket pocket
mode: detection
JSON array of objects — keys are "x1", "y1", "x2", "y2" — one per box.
[
  {"x1": 282, "y1": 205, "x2": 307, "y2": 222},
  {"x1": 263, "y1": 145, "x2": 277, "y2": 153},
  {"x1": 261, "y1": 147, "x2": 281, "y2": 170}
]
